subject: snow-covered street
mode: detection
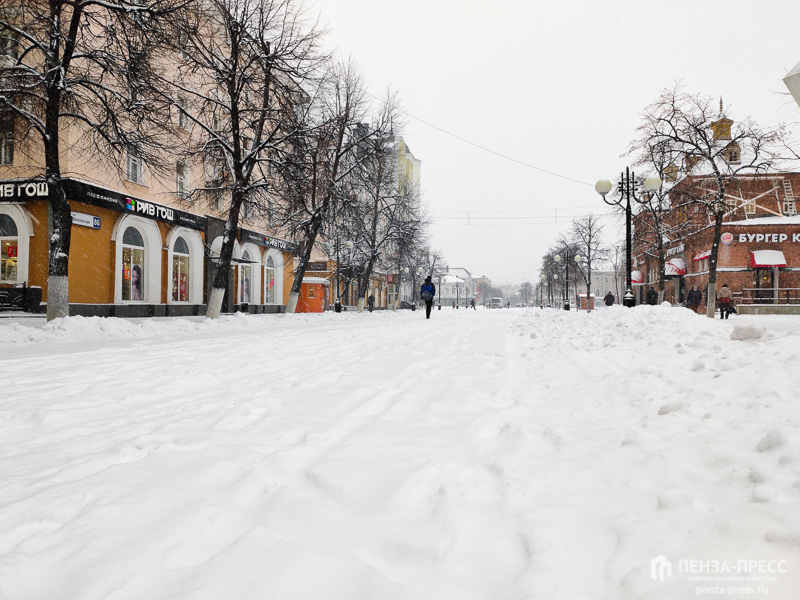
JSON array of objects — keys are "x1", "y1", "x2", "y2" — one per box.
[{"x1": 2, "y1": 307, "x2": 800, "y2": 599}]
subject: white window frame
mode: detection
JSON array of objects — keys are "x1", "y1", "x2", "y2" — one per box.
[
  {"x1": 0, "y1": 118, "x2": 13, "y2": 165},
  {"x1": 166, "y1": 227, "x2": 203, "y2": 304},
  {"x1": 176, "y1": 162, "x2": 189, "y2": 199},
  {"x1": 112, "y1": 214, "x2": 161, "y2": 304},
  {"x1": 176, "y1": 95, "x2": 189, "y2": 130},
  {"x1": 0, "y1": 137, "x2": 12, "y2": 165},
  {"x1": 744, "y1": 199, "x2": 756, "y2": 215},
  {"x1": 0, "y1": 205, "x2": 31, "y2": 284},
  {"x1": 126, "y1": 149, "x2": 145, "y2": 185},
  {"x1": 264, "y1": 248, "x2": 284, "y2": 305},
  {"x1": 238, "y1": 242, "x2": 261, "y2": 304}
]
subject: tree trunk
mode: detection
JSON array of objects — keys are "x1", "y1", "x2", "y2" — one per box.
[
  {"x1": 206, "y1": 189, "x2": 244, "y2": 319},
  {"x1": 46, "y1": 143, "x2": 71, "y2": 321},
  {"x1": 284, "y1": 214, "x2": 323, "y2": 314},
  {"x1": 705, "y1": 210, "x2": 725, "y2": 318},
  {"x1": 657, "y1": 247, "x2": 666, "y2": 304},
  {"x1": 356, "y1": 254, "x2": 377, "y2": 313}
]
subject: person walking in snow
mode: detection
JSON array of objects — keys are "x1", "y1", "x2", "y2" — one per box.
[
  {"x1": 367, "y1": 293, "x2": 375, "y2": 313},
  {"x1": 686, "y1": 284, "x2": 703, "y2": 313},
  {"x1": 603, "y1": 291, "x2": 614, "y2": 306},
  {"x1": 717, "y1": 283, "x2": 735, "y2": 319},
  {"x1": 646, "y1": 286, "x2": 658, "y2": 305},
  {"x1": 420, "y1": 276, "x2": 436, "y2": 319},
  {"x1": 470, "y1": 298, "x2": 476, "y2": 310}
]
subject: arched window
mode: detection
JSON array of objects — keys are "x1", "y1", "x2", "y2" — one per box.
[
  {"x1": 172, "y1": 236, "x2": 190, "y2": 302},
  {"x1": 265, "y1": 255, "x2": 276, "y2": 304},
  {"x1": 0, "y1": 213, "x2": 19, "y2": 282},
  {"x1": 239, "y1": 250, "x2": 252, "y2": 304},
  {"x1": 122, "y1": 226, "x2": 145, "y2": 301}
]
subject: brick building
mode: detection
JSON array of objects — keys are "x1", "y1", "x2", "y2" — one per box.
[{"x1": 633, "y1": 172, "x2": 800, "y2": 307}]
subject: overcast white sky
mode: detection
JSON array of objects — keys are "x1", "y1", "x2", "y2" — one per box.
[{"x1": 313, "y1": 0, "x2": 800, "y2": 285}]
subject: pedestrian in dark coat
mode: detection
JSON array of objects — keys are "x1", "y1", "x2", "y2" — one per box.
[
  {"x1": 603, "y1": 291, "x2": 615, "y2": 306},
  {"x1": 646, "y1": 286, "x2": 658, "y2": 305},
  {"x1": 367, "y1": 293, "x2": 375, "y2": 313},
  {"x1": 420, "y1": 276, "x2": 436, "y2": 319},
  {"x1": 686, "y1": 284, "x2": 702, "y2": 313}
]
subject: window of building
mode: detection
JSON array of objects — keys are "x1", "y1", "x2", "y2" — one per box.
[
  {"x1": 0, "y1": 213, "x2": 19, "y2": 282},
  {"x1": 239, "y1": 250, "x2": 252, "y2": 304},
  {"x1": 126, "y1": 148, "x2": 144, "y2": 184},
  {"x1": 176, "y1": 162, "x2": 189, "y2": 199},
  {"x1": 0, "y1": 119, "x2": 13, "y2": 165},
  {"x1": 171, "y1": 236, "x2": 190, "y2": 302},
  {"x1": 388, "y1": 284, "x2": 395, "y2": 306},
  {"x1": 121, "y1": 226, "x2": 145, "y2": 301},
  {"x1": 0, "y1": 31, "x2": 18, "y2": 66},
  {"x1": 176, "y1": 95, "x2": 188, "y2": 130},
  {"x1": 307, "y1": 285, "x2": 315, "y2": 298},
  {"x1": 179, "y1": 29, "x2": 189, "y2": 58},
  {"x1": 265, "y1": 255, "x2": 276, "y2": 304},
  {"x1": 744, "y1": 199, "x2": 756, "y2": 214}
]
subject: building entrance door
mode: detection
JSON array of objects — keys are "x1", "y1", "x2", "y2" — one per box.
[{"x1": 754, "y1": 268, "x2": 775, "y2": 304}]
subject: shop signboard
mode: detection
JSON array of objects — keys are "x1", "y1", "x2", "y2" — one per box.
[
  {"x1": 241, "y1": 229, "x2": 300, "y2": 254},
  {"x1": 62, "y1": 179, "x2": 207, "y2": 230},
  {"x1": 0, "y1": 180, "x2": 49, "y2": 200},
  {"x1": 722, "y1": 231, "x2": 800, "y2": 244},
  {"x1": 72, "y1": 211, "x2": 101, "y2": 229}
]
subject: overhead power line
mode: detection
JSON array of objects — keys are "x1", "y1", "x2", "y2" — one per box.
[{"x1": 365, "y1": 91, "x2": 593, "y2": 188}]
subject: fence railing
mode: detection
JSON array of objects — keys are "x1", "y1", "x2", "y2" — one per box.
[{"x1": 740, "y1": 288, "x2": 800, "y2": 305}]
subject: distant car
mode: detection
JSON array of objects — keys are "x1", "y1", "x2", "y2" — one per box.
[{"x1": 489, "y1": 297, "x2": 503, "y2": 309}]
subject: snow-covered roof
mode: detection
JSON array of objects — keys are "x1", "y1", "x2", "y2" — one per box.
[
  {"x1": 442, "y1": 275, "x2": 464, "y2": 284},
  {"x1": 725, "y1": 215, "x2": 800, "y2": 226},
  {"x1": 302, "y1": 277, "x2": 330, "y2": 284}
]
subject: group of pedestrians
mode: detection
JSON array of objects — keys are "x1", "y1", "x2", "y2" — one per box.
[{"x1": 649, "y1": 283, "x2": 736, "y2": 319}]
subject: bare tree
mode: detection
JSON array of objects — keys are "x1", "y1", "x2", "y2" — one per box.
[
  {"x1": 277, "y1": 59, "x2": 369, "y2": 313},
  {"x1": 157, "y1": 0, "x2": 324, "y2": 318},
  {"x1": 625, "y1": 135, "x2": 688, "y2": 303},
  {"x1": 343, "y1": 95, "x2": 428, "y2": 311},
  {"x1": 0, "y1": 0, "x2": 179, "y2": 319},
  {"x1": 630, "y1": 85, "x2": 785, "y2": 317},
  {"x1": 570, "y1": 214, "x2": 607, "y2": 312}
]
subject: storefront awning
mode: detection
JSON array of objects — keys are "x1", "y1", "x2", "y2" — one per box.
[
  {"x1": 631, "y1": 270, "x2": 644, "y2": 284},
  {"x1": 751, "y1": 250, "x2": 787, "y2": 268},
  {"x1": 693, "y1": 250, "x2": 711, "y2": 261},
  {"x1": 665, "y1": 257, "x2": 686, "y2": 276}
]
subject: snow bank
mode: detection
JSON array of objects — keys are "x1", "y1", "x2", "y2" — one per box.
[{"x1": 1, "y1": 307, "x2": 799, "y2": 599}]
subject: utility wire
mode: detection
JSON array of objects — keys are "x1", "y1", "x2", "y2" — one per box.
[{"x1": 366, "y1": 91, "x2": 593, "y2": 188}]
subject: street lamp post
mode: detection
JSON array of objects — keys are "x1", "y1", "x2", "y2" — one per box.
[
  {"x1": 553, "y1": 252, "x2": 582, "y2": 310},
  {"x1": 335, "y1": 239, "x2": 353, "y2": 313},
  {"x1": 540, "y1": 274, "x2": 546, "y2": 308},
  {"x1": 596, "y1": 168, "x2": 662, "y2": 308}
]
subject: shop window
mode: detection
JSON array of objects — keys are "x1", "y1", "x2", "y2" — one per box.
[
  {"x1": 0, "y1": 119, "x2": 13, "y2": 165},
  {"x1": 265, "y1": 255, "x2": 276, "y2": 304},
  {"x1": 176, "y1": 162, "x2": 189, "y2": 199},
  {"x1": 126, "y1": 148, "x2": 144, "y2": 184},
  {"x1": 239, "y1": 250, "x2": 252, "y2": 304},
  {"x1": 0, "y1": 213, "x2": 19, "y2": 282},
  {"x1": 308, "y1": 285, "x2": 315, "y2": 298},
  {"x1": 121, "y1": 226, "x2": 145, "y2": 301},
  {"x1": 171, "y1": 236, "x2": 190, "y2": 302}
]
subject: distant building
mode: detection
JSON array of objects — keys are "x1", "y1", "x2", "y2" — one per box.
[{"x1": 440, "y1": 268, "x2": 476, "y2": 307}]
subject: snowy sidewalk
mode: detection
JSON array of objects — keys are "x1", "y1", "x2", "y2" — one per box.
[{"x1": 1, "y1": 308, "x2": 799, "y2": 599}]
